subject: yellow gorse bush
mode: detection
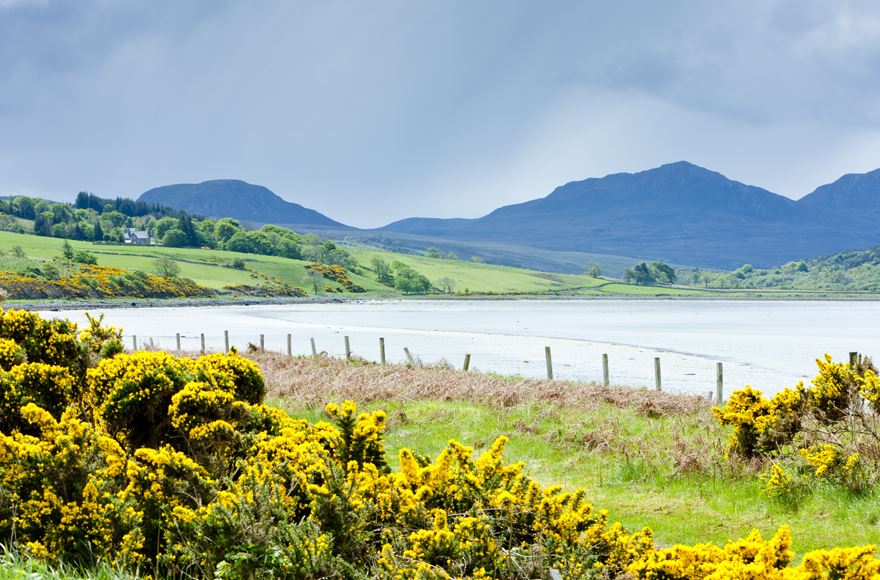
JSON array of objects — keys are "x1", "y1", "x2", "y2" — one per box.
[
  {"x1": 716, "y1": 353, "x2": 880, "y2": 494},
  {"x1": 1, "y1": 308, "x2": 880, "y2": 578},
  {"x1": 0, "y1": 264, "x2": 213, "y2": 300}
]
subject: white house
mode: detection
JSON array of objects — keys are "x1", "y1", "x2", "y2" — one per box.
[{"x1": 124, "y1": 228, "x2": 151, "y2": 245}]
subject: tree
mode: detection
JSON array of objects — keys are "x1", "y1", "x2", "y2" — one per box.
[
  {"x1": 437, "y1": 276, "x2": 455, "y2": 294},
  {"x1": 425, "y1": 247, "x2": 443, "y2": 259},
  {"x1": 11, "y1": 197, "x2": 35, "y2": 220},
  {"x1": 214, "y1": 218, "x2": 242, "y2": 244},
  {"x1": 153, "y1": 256, "x2": 181, "y2": 278},
  {"x1": 93, "y1": 220, "x2": 104, "y2": 242},
  {"x1": 162, "y1": 228, "x2": 188, "y2": 247},
  {"x1": 622, "y1": 261, "x2": 676, "y2": 286},
  {"x1": 586, "y1": 262, "x2": 602, "y2": 278},
  {"x1": 307, "y1": 270, "x2": 324, "y2": 295},
  {"x1": 393, "y1": 262, "x2": 432, "y2": 294},
  {"x1": 61, "y1": 240, "x2": 74, "y2": 262},
  {"x1": 371, "y1": 257, "x2": 393, "y2": 285},
  {"x1": 34, "y1": 213, "x2": 53, "y2": 237},
  {"x1": 650, "y1": 261, "x2": 676, "y2": 285},
  {"x1": 225, "y1": 231, "x2": 274, "y2": 255},
  {"x1": 178, "y1": 215, "x2": 199, "y2": 246},
  {"x1": 301, "y1": 233, "x2": 323, "y2": 262}
]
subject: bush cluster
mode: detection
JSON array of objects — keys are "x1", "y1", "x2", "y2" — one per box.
[
  {"x1": 2, "y1": 309, "x2": 880, "y2": 578},
  {"x1": 0, "y1": 264, "x2": 213, "y2": 300},
  {"x1": 715, "y1": 354, "x2": 880, "y2": 495},
  {"x1": 306, "y1": 262, "x2": 366, "y2": 293}
]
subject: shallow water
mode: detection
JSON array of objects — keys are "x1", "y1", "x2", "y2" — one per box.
[{"x1": 50, "y1": 299, "x2": 880, "y2": 396}]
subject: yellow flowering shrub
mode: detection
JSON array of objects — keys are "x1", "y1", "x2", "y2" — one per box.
[
  {"x1": 629, "y1": 525, "x2": 794, "y2": 579},
  {"x1": 3, "y1": 309, "x2": 880, "y2": 578},
  {"x1": 0, "y1": 405, "x2": 141, "y2": 567},
  {"x1": 716, "y1": 354, "x2": 880, "y2": 494},
  {"x1": 761, "y1": 464, "x2": 794, "y2": 499},
  {"x1": 811, "y1": 354, "x2": 860, "y2": 423},
  {"x1": 0, "y1": 337, "x2": 25, "y2": 370},
  {"x1": 712, "y1": 385, "x2": 804, "y2": 458},
  {"x1": 0, "y1": 264, "x2": 213, "y2": 300},
  {"x1": 0, "y1": 363, "x2": 77, "y2": 433},
  {"x1": 89, "y1": 351, "x2": 194, "y2": 448},
  {"x1": 192, "y1": 351, "x2": 265, "y2": 404},
  {"x1": 0, "y1": 308, "x2": 85, "y2": 373}
]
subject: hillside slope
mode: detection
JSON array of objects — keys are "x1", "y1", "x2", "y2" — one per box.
[
  {"x1": 798, "y1": 168, "x2": 880, "y2": 216},
  {"x1": 139, "y1": 179, "x2": 346, "y2": 229}
]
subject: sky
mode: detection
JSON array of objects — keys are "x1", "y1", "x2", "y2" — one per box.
[{"x1": 2, "y1": 1, "x2": 880, "y2": 228}]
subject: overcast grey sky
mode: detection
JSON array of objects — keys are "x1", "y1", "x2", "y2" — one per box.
[{"x1": 2, "y1": 1, "x2": 879, "y2": 227}]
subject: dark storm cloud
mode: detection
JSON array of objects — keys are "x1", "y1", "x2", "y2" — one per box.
[{"x1": 1, "y1": 0, "x2": 879, "y2": 227}]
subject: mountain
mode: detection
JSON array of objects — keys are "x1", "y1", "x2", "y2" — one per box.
[
  {"x1": 798, "y1": 168, "x2": 880, "y2": 215},
  {"x1": 380, "y1": 162, "x2": 880, "y2": 269},
  {"x1": 138, "y1": 179, "x2": 346, "y2": 229},
  {"x1": 135, "y1": 164, "x2": 880, "y2": 272}
]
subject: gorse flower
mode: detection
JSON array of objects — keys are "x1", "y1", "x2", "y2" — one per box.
[{"x1": 1, "y1": 308, "x2": 880, "y2": 578}]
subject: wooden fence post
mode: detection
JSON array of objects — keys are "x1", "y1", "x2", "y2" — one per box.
[
  {"x1": 344, "y1": 336, "x2": 351, "y2": 360},
  {"x1": 463, "y1": 353, "x2": 471, "y2": 372},
  {"x1": 654, "y1": 357, "x2": 661, "y2": 391},
  {"x1": 176, "y1": 333, "x2": 181, "y2": 352},
  {"x1": 259, "y1": 334, "x2": 265, "y2": 353},
  {"x1": 602, "y1": 353, "x2": 609, "y2": 387},
  {"x1": 224, "y1": 330, "x2": 229, "y2": 352},
  {"x1": 545, "y1": 346, "x2": 553, "y2": 380},
  {"x1": 287, "y1": 334, "x2": 292, "y2": 357},
  {"x1": 404, "y1": 348, "x2": 415, "y2": 366},
  {"x1": 716, "y1": 362, "x2": 724, "y2": 404},
  {"x1": 132, "y1": 335, "x2": 137, "y2": 351},
  {"x1": 379, "y1": 338, "x2": 386, "y2": 365},
  {"x1": 850, "y1": 351, "x2": 859, "y2": 367},
  {"x1": 200, "y1": 333, "x2": 205, "y2": 354},
  {"x1": 310, "y1": 338, "x2": 317, "y2": 356}
]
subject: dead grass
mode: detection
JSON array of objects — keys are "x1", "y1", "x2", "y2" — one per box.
[{"x1": 250, "y1": 352, "x2": 708, "y2": 417}]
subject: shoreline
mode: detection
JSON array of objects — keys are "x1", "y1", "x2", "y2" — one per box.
[{"x1": 9, "y1": 290, "x2": 880, "y2": 311}]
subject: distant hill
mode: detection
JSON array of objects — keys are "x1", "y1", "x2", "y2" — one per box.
[
  {"x1": 138, "y1": 180, "x2": 346, "y2": 229},
  {"x1": 136, "y1": 164, "x2": 880, "y2": 271},
  {"x1": 698, "y1": 243, "x2": 880, "y2": 292},
  {"x1": 380, "y1": 162, "x2": 880, "y2": 269},
  {"x1": 798, "y1": 168, "x2": 880, "y2": 216}
]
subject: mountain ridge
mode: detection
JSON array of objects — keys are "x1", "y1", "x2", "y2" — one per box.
[{"x1": 136, "y1": 163, "x2": 880, "y2": 270}]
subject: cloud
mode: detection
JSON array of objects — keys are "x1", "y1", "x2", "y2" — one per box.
[{"x1": 1, "y1": 0, "x2": 879, "y2": 227}]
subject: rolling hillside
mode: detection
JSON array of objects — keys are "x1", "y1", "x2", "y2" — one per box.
[
  {"x1": 139, "y1": 180, "x2": 346, "y2": 229},
  {"x1": 0, "y1": 230, "x2": 645, "y2": 298}
]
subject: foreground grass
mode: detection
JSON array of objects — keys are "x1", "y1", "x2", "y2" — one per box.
[
  {"x1": 0, "y1": 548, "x2": 139, "y2": 579},
  {"x1": 257, "y1": 353, "x2": 880, "y2": 554}
]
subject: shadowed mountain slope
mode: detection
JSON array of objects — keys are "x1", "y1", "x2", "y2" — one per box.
[{"x1": 138, "y1": 179, "x2": 346, "y2": 228}]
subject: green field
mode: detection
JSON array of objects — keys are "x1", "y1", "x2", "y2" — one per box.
[
  {"x1": 0, "y1": 230, "x2": 677, "y2": 298},
  {"x1": 3, "y1": 230, "x2": 876, "y2": 301}
]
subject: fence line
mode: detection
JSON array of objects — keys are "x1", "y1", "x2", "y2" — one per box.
[{"x1": 123, "y1": 331, "x2": 731, "y2": 399}]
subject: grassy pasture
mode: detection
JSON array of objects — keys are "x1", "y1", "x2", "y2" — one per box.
[
  {"x1": 257, "y1": 353, "x2": 880, "y2": 554},
  {"x1": 4, "y1": 230, "x2": 872, "y2": 300},
  {"x1": 0, "y1": 230, "x2": 677, "y2": 297}
]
